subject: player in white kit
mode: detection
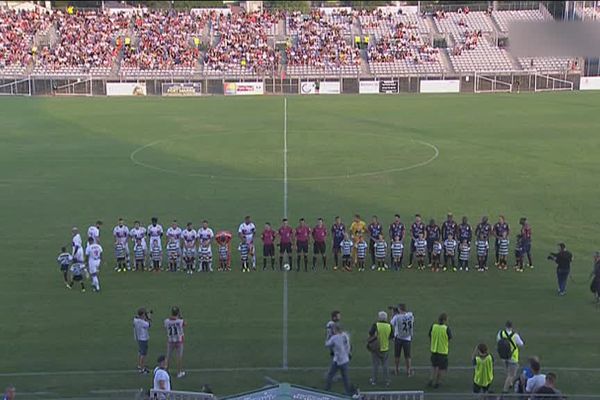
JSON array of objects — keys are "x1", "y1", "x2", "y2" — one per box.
[
  {"x1": 182, "y1": 222, "x2": 197, "y2": 274},
  {"x1": 85, "y1": 237, "x2": 103, "y2": 292},
  {"x1": 167, "y1": 220, "x2": 182, "y2": 268},
  {"x1": 147, "y1": 217, "x2": 164, "y2": 255},
  {"x1": 72, "y1": 227, "x2": 82, "y2": 257},
  {"x1": 164, "y1": 306, "x2": 186, "y2": 378},
  {"x1": 87, "y1": 220, "x2": 102, "y2": 244},
  {"x1": 113, "y1": 218, "x2": 130, "y2": 270},
  {"x1": 238, "y1": 216, "x2": 256, "y2": 270},
  {"x1": 130, "y1": 220, "x2": 147, "y2": 251},
  {"x1": 197, "y1": 220, "x2": 214, "y2": 272}
]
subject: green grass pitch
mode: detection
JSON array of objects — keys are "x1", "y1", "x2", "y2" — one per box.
[{"x1": 1, "y1": 93, "x2": 600, "y2": 399}]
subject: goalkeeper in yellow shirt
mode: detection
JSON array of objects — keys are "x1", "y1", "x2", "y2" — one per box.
[{"x1": 350, "y1": 214, "x2": 367, "y2": 267}]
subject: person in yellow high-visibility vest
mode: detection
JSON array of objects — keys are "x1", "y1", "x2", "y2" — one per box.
[
  {"x1": 67, "y1": 5, "x2": 74, "y2": 15},
  {"x1": 496, "y1": 320, "x2": 524, "y2": 393},
  {"x1": 429, "y1": 313, "x2": 452, "y2": 388},
  {"x1": 367, "y1": 311, "x2": 393, "y2": 386},
  {"x1": 364, "y1": 36, "x2": 369, "y2": 47},
  {"x1": 354, "y1": 35, "x2": 360, "y2": 48},
  {"x1": 124, "y1": 36, "x2": 131, "y2": 46},
  {"x1": 472, "y1": 343, "x2": 494, "y2": 393},
  {"x1": 193, "y1": 37, "x2": 200, "y2": 48}
]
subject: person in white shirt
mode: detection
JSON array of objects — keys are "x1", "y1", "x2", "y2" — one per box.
[
  {"x1": 133, "y1": 308, "x2": 152, "y2": 374},
  {"x1": 390, "y1": 303, "x2": 414, "y2": 376},
  {"x1": 113, "y1": 218, "x2": 130, "y2": 269},
  {"x1": 71, "y1": 227, "x2": 82, "y2": 257},
  {"x1": 85, "y1": 237, "x2": 103, "y2": 292},
  {"x1": 147, "y1": 217, "x2": 164, "y2": 252},
  {"x1": 87, "y1": 221, "x2": 102, "y2": 244},
  {"x1": 164, "y1": 306, "x2": 186, "y2": 378},
  {"x1": 525, "y1": 358, "x2": 546, "y2": 394},
  {"x1": 153, "y1": 355, "x2": 171, "y2": 392},
  {"x1": 238, "y1": 216, "x2": 256, "y2": 269},
  {"x1": 325, "y1": 324, "x2": 352, "y2": 395},
  {"x1": 197, "y1": 220, "x2": 214, "y2": 243},
  {"x1": 130, "y1": 220, "x2": 147, "y2": 251},
  {"x1": 166, "y1": 220, "x2": 182, "y2": 244}
]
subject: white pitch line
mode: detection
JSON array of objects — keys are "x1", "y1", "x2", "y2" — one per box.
[
  {"x1": 282, "y1": 97, "x2": 289, "y2": 370},
  {"x1": 2, "y1": 365, "x2": 600, "y2": 378}
]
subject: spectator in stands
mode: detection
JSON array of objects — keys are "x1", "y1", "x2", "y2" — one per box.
[{"x1": 534, "y1": 373, "x2": 564, "y2": 399}]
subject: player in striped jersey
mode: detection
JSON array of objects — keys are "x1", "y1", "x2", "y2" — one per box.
[
  {"x1": 514, "y1": 234, "x2": 524, "y2": 272},
  {"x1": 425, "y1": 219, "x2": 441, "y2": 267},
  {"x1": 239, "y1": 240, "x2": 250, "y2": 272},
  {"x1": 414, "y1": 233, "x2": 427, "y2": 270},
  {"x1": 493, "y1": 215, "x2": 510, "y2": 266},
  {"x1": 113, "y1": 218, "x2": 130, "y2": 270},
  {"x1": 368, "y1": 216, "x2": 383, "y2": 269},
  {"x1": 390, "y1": 236, "x2": 404, "y2": 271},
  {"x1": 431, "y1": 240, "x2": 442, "y2": 272},
  {"x1": 57, "y1": 246, "x2": 72, "y2": 288},
  {"x1": 458, "y1": 239, "x2": 470, "y2": 271},
  {"x1": 164, "y1": 306, "x2": 186, "y2": 378},
  {"x1": 355, "y1": 235, "x2": 368, "y2": 272},
  {"x1": 389, "y1": 215, "x2": 405, "y2": 266},
  {"x1": 408, "y1": 215, "x2": 425, "y2": 268},
  {"x1": 475, "y1": 233, "x2": 489, "y2": 271},
  {"x1": 69, "y1": 262, "x2": 86, "y2": 292},
  {"x1": 167, "y1": 239, "x2": 179, "y2": 272},
  {"x1": 133, "y1": 238, "x2": 145, "y2": 271},
  {"x1": 374, "y1": 234, "x2": 387, "y2": 271},
  {"x1": 218, "y1": 241, "x2": 230, "y2": 271},
  {"x1": 340, "y1": 234, "x2": 354, "y2": 271},
  {"x1": 115, "y1": 241, "x2": 127, "y2": 272},
  {"x1": 198, "y1": 240, "x2": 212, "y2": 272},
  {"x1": 443, "y1": 234, "x2": 457, "y2": 272},
  {"x1": 150, "y1": 242, "x2": 162, "y2": 271},
  {"x1": 497, "y1": 232, "x2": 510, "y2": 270},
  {"x1": 147, "y1": 217, "x2": 164, "y2": 255},
  {"x1": 182, "y1": 223, "x2": 197, "y2": 274}
]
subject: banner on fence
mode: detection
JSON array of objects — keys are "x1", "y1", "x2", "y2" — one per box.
[
  {"x1": 359, "y1": 81, "x2": 379, "y2": 94},
  {"x1": 580, "y1": 76, "x2": 600, "y2": 91},
  {"x1": 420, "y1": 79, "x2": 460, "y2": 93},
  {"x1": 106, "y1": 82, "x2": 147, "y2": 96},
  {"x1": 300, "y1": 81, "x2": 341, "y2": 95},
  {"x1": 379, "y1": 80, "x2": 399, "y2": 93},
  {"x1": 223, "y1": 82, "x2": 264, "y2": 96},
  {"x1": 162, "y1": 82, "x2": 202, "y2": 97}
]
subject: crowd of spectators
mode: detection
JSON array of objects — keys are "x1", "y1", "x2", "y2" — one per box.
[
  {"x1": 286, "y1": 10, "x2": 359, "y2": 71},
  {"x1": 35, "y1": 10, "x2": 128, "y2": 72},
  {"x1": 451, "y1": 29, "x2": 482, "y2": 56},
  {"x1": 367, "y1": 21, "x2": 438, "y2": 65},
  {"x1": 121, "y1": 10, "x2": 204, "y2": 71},
  {"x1": 204, "y1": 11, "x2": 280, "y2": 74},
  {"x1": 0, "y1": 9, "x2": 51, "y2": 69}
]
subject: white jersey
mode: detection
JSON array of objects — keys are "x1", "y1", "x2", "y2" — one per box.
[
  {"x1": 391, "y1": 311, "x2": 414, "y2": 341},
  {"x1": 72, "y1": 233, "x2": 82, "y2": 253},
  {"x1": 86, "y1": 243, "x2": 103, "y2": 262},
  {"x1": 238, "y1": 222, "x2": 256, "y2": 244},
  {"x1": 130, "y1": 226, "x2": 146, "y2": 241},
  {"x1": 87, "y1": 226, "x2": 100, "y2": 243},
  {"x1": 197, "y1": 227, "x2": 214, "y2": 242},
  {"x1": 164, "y1": 318, "x2": 185, "y2": 343},
  {"x1": 182, "y1": 229, "x2": 197, "y2": 245},
  {"x1": 73, "y1": 246, "x2": 84, "y2": 263},
  {"x1": 153, "y1": 367, "x2": 171, "y2": 391},
  {"x1": 167, "y1": 226, "x2": 182, "y2": 242},
  {"x1": 113, "y1": 225, "x2": 129, "y2": 244},
  {"x1": 148, "y1": 224, "x2": 163, "y2": 246}
]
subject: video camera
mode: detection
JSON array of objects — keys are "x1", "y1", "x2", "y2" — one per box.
[{"x1": 137, "y1": 307, "x2": 153, "y2": 321}]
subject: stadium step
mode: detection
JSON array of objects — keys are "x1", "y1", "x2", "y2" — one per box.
[
  {"x1": 439, "y1": 48, "x2": 455, "y2": 74},
  {"x1": 425, "y1": 15, "x2": 440, "y2": 34}
]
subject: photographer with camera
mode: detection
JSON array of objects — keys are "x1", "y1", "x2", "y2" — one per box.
[
  {"x1": 548, "y1": 243, "x2": 573, "y2": 296},
  {"x1": 133, "y1": 307, "x2": 152, "y2": 374}
]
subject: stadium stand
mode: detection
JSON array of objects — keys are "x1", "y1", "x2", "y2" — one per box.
[
  {"x1": 204, "y1": 11, "x2": 281, "y2": 76},
  {"x1": 0, "y1": 9, "x2": 51, "y2": 75},
  {"x1": 286, "y1": 9, "x2": 360, "y2": 76},
  {"x1": 33, "y1": 10, "x2": 126, "y2": 76},
  {"x1": 492, "y1": 9, "x2": 545, "y2": 33}
]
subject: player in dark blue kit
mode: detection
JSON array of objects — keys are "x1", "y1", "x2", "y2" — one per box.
[
  {"x1": 441, "y1": 213, "x2": 458, "y2": 241},
  {"x1": 408, "y1": 214, "x2": 425, "y2": 268},
  {"x1": 425, "y1": 219, "x2": 440, "y2": 266},
  {"x1": 389, "y1": 214, "x2": 405, "y2": 266},
  {"x1": 331, "y1": 216, "x2": 346, "y2": 270},
  {"x1": 458, "y1": 216, "x2": 472, "y2": 244},
  {"x1": 493, "y1": 215, "x2": 510, "y2": 266},
  {"x1": 368, "y1": 216, "x2": 383, "y2": 269}
]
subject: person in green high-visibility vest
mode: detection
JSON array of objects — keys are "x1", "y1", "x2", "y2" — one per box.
[
  {"x1": 428, "y1": 313, "x2": 452, "y2": 389},
  {"x1": 472, "y1": 343, "x2": 494, "y2": 393},
  {"x1": 367, "y1": 311, "x2": 393, "y2": 387}
]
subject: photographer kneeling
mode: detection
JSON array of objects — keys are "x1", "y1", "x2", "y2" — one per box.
[
  {"x1": 133, "y1": 307, "x2": 152, "y2": 373},
  {"x1": 548, "y1": 243, "x2": 573, "y2": 296}
]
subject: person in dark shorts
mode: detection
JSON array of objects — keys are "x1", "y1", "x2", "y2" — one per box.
[
  {"x1": 261, "y1": 223, "x2": 276, "y2": 271},
  {"x1": 390, "y1": 304, "x2": 414, "y2": 376},
  {"x1": 278, "y1": 219, "x2": 293, "y2": 270},
  {"x1": 312, "y1": 218, "x2": 328, "y2": 270},
  {"x1": 429, "y1": 313, "x2": 452, "y2": 389}
]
